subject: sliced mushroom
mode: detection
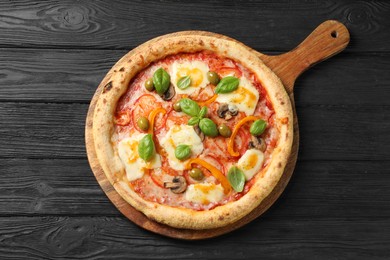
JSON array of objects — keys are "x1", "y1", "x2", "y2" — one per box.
[
  {"x1": 217, "y1": 103, "x2": 238, "y2": 120},
  {"x1": 248, "y1": 135, "x2": 266, "y2": 152},
  {"x1": 160, "y1": 83, "x2": 175, "y2": 101},
  {"x1": 164, "y1": 176, "x2": 187, "y2": 194},
  {"x1": 193, "y1": 125, "x2": 205, "y2": 141},
  {"x1": 217, "y1": 103, "x2": 228, "y2": 117}
]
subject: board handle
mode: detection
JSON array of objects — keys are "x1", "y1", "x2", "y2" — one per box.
[{"x1": 258, "y1": 20, "x2": 350, "y2": 94}]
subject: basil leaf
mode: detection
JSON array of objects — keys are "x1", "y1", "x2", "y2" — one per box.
[
  {"x1": 179, "y1": 98, "x2": 200, "y2": 117},
  {"x1": 250, "y1": 119, "x2": 267, "y2": 136},
  {"x1": 198, "y1": 107, "x2": 208, "y2": 119},
  {"x1": 227, "y1": 166, "x2": 245, "y2": 192},
  {"x1": 188, "y1": 117, "x2": 200, "y2": 126},
  {"x1": 153, "y1": 68, "x2": 170, "y2": 95},
  {"x1": 175, "y1": 144, "x2": 191, "y2": 161},
  {"x1": 199, "y1": 118, "x2": 218, "y2": 137},
  {"x1": 177, "y1": 76, "x2": 191, "y2": 90},
  {"x1": 215, "y1": 76, "x2": 239, "y2": 94},
  {"x1": 138, "y1": 134, "x2": 155, "y2": 162}
]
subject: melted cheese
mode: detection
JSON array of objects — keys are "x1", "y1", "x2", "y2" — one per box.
[
  {"x1": 171, "y1": 60, "x2": 209, "y2": 95},
  {"x1": 185, "y1": 183, "x2": 224, "y2": 204},
  {"x1": 160, "y1": 124, "x2": 204, "y2": 170},
  {"x1": 237, "y1": 149, "x2": 264, "y2": 181},
  {"x1": 118, "y1": 133, "x2": 161, "y2": 181},
  {"x1": 216, "y1": 77, "x2": 259, "y2": 115}
]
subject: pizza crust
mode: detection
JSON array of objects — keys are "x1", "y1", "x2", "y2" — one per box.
[{"x1": 92, "y1": 31, "x2": 293, "y2": 230}]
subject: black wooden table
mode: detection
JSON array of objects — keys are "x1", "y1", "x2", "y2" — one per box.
[{"x1": 0, "y1": 1, "x2": 389, "y2": 259}]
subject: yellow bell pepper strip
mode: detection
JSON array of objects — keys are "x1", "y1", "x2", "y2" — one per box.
[
  {"x1": 197, "y1": 94, "x2": 217, "y2": 106},
  {"x1": 186, "y1": 158, "x2": 232, "y2": 194},
  {"x1": 228, "y1": 115, "x2": 261, "y2": 157},
  {"x1": 147, "y1": 107, "x2": 167, "y2": 155},
  {"x1": 148, "y1": 107, "x2": 167, "y2": 135}
]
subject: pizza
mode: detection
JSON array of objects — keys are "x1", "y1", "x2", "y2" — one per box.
[{"x1": 92, "y1": 32, "x2": 293, "y2": 230}]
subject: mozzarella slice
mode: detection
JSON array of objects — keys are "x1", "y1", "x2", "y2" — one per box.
[
  {"x1": 215, "y1": 77, "x2": 259, "y2": 115},
  {"x1": 185, "y1": 183, "x2": 224, "y2": 204},
  {"x1": 160, "y1": 124, "x2": 203, "y2": 170},
  {"x1": 171, "y1": 60, "x2": 209, "y2": 95},
  {"x1": 117, "y1": 133, "x2": 161, "y2": 181},
  {"x1": 237, "y1": 149, "x2": 264, "y2": 181}
]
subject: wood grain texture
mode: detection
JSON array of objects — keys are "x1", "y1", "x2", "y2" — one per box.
[
  {"x1": 0, "y1": 102, "x2": 388, "y2": 160},
  {"x1": 0, "y1": 0, "x2": 388, "y2": 51},
  {"x1": 0, "y1": 159, "x2": 117, "y2": 216},
  {"x1": 0, "y1": 159, "x2": 389, "y2": 219},
  {"x1": 0, "y1": 48, "x2": 125, "y2": 103},
  {"x1": 1, "y1": 49, "x2": 389, "y2": 105},
  {"x1": 0, "y1": 216, "x2": 388, "y2": 259}
]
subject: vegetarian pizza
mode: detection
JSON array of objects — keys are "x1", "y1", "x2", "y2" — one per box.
[{"x1": 92, "y1": 32, "x2": 293, "y2": 230}]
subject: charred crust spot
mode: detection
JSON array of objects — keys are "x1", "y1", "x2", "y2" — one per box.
[
  {"x1": 218, "y1": 216, "x2": 224, "y2": 221},
  {"x1": 119, "y1": 67, "x2": 125, "y2": 72},
  {"x1": 113, "y1": 70, "x2": 117, "y2": 72},
  {"x1": 278, "y1": 162, "x2": 282, "y2": 168},
  {"x1": 199, "y1": 39, "x2": 204, "y2": 46},
  {"x1": 280, "y1": 117, "x2": 289, "y2": 124},
  {"x1": 286, "y1": 132, "x2": 289, "y2": 138},
  {"x1": 103, "y1": 81, "x2": 113, "y2": 93},
  {"x1": 281, "y1": 101, "x2": 285, "y2": 105},
  {"x1": 103, "y1": 98, "x2": 107, "y2": 104}
]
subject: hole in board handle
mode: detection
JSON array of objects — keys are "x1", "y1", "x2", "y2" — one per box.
[{"x1": 331, "y1": 31, "x2": 338, "y2": 38}]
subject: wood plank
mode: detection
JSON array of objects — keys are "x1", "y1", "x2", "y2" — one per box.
[
  {"x1": 0, "y1": 1, "x2": 388, "y2": 52},
  {"x1": 0, "y1": 159, "x2": 389, "y2": 219},
  {"x1": 0, "y1": 48, "x2": 126, "y2": 103},
  {"x1": 0, "y1": 103, "x2": 87, "y2": 158},
  {"x1": 0, "y1": 49, "x2": 389, "y2": 106},
  {"x1": 295, "y1": 52, "x2": 390, "y2": 106},
  {"x1": 0, "y1": 216, "x2": 388, "y2": 259},
  {"x1": 0, "y1": 159, "x2": 117, "y2": 216},
  {"x1": 0, "y1": 102, "x2": 388, "y2": 160}
]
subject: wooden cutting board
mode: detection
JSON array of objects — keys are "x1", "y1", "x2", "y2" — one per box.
[{"x1": 85, "y1": 20, "x2": 349, "y2": 240}]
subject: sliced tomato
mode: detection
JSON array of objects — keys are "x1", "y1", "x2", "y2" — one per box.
[
  {"x1": 137, "y1": 94, "x2": 159, "y2": 111},
  {"x1": 236, "y1": 126, "x2": 251, "y2": 156},
  {"x1": 193, "y1": 85, "x2": 214, "y2": 103},
  {"x1": 165, "y1": 110, "x2": 189, "y2": 129},
  {"x1": 132, "y1": 94, "x2": 162, "y2": 132},
  {"x1": 204, "y1": 137, "x2": 235, "y2": 163},
  {"x1": 217, "y1": 66, "x2": 242, "y2": 78},
  {"x1": 150, "y1": 108, "x2": 169, "y2": 134},
  {"x1": 149, "y1": 167, "x2": 177, "y2": 189},
  {"x1": 114, "y1": 110, "x2": 131, "y2": 126},
  {"x1": 160, "y1": 159, "x2": 177, "y2": 176},
  {"x1": 149, "y1": 170, "x2": 165, "y2": 188},
  {"x1": 203, "y1": 153, "x2": 226, "y2": 173}
]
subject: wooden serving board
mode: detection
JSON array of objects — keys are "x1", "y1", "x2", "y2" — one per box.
[{"x1": 85, "y1": 20, "x2": 349, "y2": 240}]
